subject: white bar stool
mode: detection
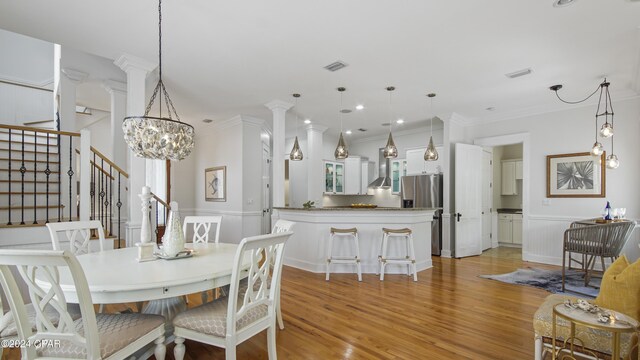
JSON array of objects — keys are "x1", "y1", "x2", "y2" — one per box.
[
  {"x1": 378, "y1": 227, "x2": 417, "y2": 281},
  {"x1": 326, "y1": 227, "x2": 362, "y2": 281}
]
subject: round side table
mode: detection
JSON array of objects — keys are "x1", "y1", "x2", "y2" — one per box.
[{"x1": 552, "y1": 303, "x2": 639, "y2": 360}]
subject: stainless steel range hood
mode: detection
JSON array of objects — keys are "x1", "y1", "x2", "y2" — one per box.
[{"x1": 368, "y1": 148, "x2": 391, "y2": 188}]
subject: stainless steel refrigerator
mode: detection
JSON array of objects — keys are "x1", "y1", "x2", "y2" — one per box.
[{"x1": 400, "y1": 174, "x2": 444, "y2": 256}]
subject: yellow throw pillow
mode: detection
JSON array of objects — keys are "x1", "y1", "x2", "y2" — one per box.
[{"x1": 594, "y1": 255, "x2": 640, "y2": 321}]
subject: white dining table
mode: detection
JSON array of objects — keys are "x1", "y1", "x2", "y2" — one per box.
[{"x1": 49, "y1": 242, "x2": 250, "y2": 338}]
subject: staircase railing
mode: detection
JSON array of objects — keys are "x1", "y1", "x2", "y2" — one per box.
[
  {"x1": 150, "y1": 191, "x2": 169, "y2": 244},
  {"x1": 80, "y1": 146, "x2": 129, "y2": 247},
  {"x1": 0, "y1": 123, "x2": 90, "y2": 226}
]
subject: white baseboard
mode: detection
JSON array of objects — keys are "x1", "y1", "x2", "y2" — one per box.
[
  {"x1": 440, "y1": 250, "x2": 452, "y2": 258},
  {"x1": 284, "y1": 257, "x2": 433, "y2": 274}
]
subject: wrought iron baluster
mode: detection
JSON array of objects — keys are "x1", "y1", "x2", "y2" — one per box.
[
  {"x1": 99, "y1": 160, "x2": 103, "y2": 227},
  {"x1": 45, "y1": 133, "x2": 51, "y2": 223},
  {"x1": 117, "y1": 173, "x2": 122, "y2": 249},
  {"x1": 109, "y1": 166, "x2": 113, "y2": 236},
  {"x1": 32, "y1": 131, "x2": 37, "y2": 224},
  {"x1": 155, "y1": 200, "x2": 159, "y2": 243},
  {"x1": 100, "y1": 159, "x2": 106, "y2": 232},
  {"x1": 90, "y1": 157, "x2": 95, "y2": 221},
  {"x1": 19, "y1": 130, "x2": 26, "y2": 225},
  {"x1": 7, "y1": 129, "x2": 11, "y2": 225},
  {"x1": 67, "y1": 136, "x2": 73, "y2": 221}
]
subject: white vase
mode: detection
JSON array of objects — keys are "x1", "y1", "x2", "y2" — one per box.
[{"x1": 162, "y1": 201, "x2": 185, "y2": 257}]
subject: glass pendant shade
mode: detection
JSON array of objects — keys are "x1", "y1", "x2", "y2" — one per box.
[
  {"x1": 599, "y1": 122, "x2": 613, "y2": 138},
  {"x1": 590, "y1": 142, "x2": 604, "y2": 156},
  {"x1": 606, "y1": 154, "x2": 619, "y2": 169},
  {"x1": 424, "y1": 136, "x2": 439, "y2": 161},
  {"x1": 335, "y1": 132, "x2": 349, "y2": 159},
  {"x1": 122, "y1": 0, "x2": 195, "y2": 161},
  {"x1": 383, "y1": 132, "x2": 398, "y2": 159},
  {"x1": 290, "y1": 136, "x2": 303, "y2": 161}
]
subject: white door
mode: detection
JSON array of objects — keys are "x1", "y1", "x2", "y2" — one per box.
[
  {"x1": 262, "y1": 144, "x2": 271, "y2": 234},
  {"x1": 454, "y1": 143, "x2": 483, "y2": 258},
  {"x1": 481, "y1": 150, "x2": 492, "y2": 251}
]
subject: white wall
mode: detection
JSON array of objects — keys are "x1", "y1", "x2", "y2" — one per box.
[
  {"x1": 284, "y1": 136, "x2": 308, "y2": 207},
  {"x1": 466, "y1": 97, "x2": 640, "y2": 263}
]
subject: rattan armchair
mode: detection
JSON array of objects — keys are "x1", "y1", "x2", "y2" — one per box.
[{"x1": 562, "y1": 219, "x2": 635, "y2": 291}]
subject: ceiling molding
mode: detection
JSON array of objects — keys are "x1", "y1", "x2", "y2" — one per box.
[
  {"x1": 114, "y1": 53, "x2": 157, "y2": 75},
  {"x1": 239, "y1": 115, "x2": 266, "y2": 128},
  {"x1": 264, "y1": 100, "x2": 294, "y2": 112},
  {"x1": 0, "y1": 74, "x2": 54, "y2": 90},
  {"x1": 350, "y1": 124, "x2": 443, "y2": 145},
  {"x1": 102, "y1": 79, "x2": 126, "y2": 95},
  {"x1": 61, "y1": 68, "x2": 88, "y2": 83}
]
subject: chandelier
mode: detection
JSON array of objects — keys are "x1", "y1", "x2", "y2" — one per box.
[
  {"x1": 123, "y1": 0, "x2": 195, "y2": 161},
  {"x1": 549, "y1": 79, "x2": 619, "y2": 169},
  {"x1": 290, "y1": 93, "x2": 303, "y2": 161},
  {"x1": 383, "y1": 86, "x2": 398, "y2": 159},
  {"x1": 334, "y1": 87, "x2": 349, "y2": 159},
  {"x1": 424, "y1": 93, "x2": 439, "y2": 161}
]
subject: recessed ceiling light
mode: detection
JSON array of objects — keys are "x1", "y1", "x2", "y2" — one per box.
[
  {"x1": 355, "y1": 104, "x2": 364, "y2": 110},
  {"x1": 340, "y1": 109, "x2": 352, "y2": 114},
  {"x1": 396, "y1": 119, "x2": 404, "y2": 124},
  {"x1": 553, "y1": 0, "x2": 576, "y2": 7},
  {"x1": 345, "y1": 130, "x2": 352, "y2": 135},
  {"x1": 304, "y1": 119, "x2": 311, "y2": 124},
  {"x1": 202, "y1": 119, "x2": 213, "y2": 123},
  {"x1": 381, "y1": 123, "x2": 390, "y2": 126}
]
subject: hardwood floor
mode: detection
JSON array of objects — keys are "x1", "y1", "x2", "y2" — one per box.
[{"x1": 2, "y1": 252, "x2": 558, "y2": 359}]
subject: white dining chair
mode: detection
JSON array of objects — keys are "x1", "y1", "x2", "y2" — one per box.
[
  {"x1": 173, "y1": 231, "x2": 293, "y2": 360},
  {"x1": 46, "y1": 220, "x2": 106, "y2": 255},
  {"x1": 271, "y1": 219, "x2": 295, "y2": 330},
  {"x1": 0, "y1": 249, "x2": 167, "y2": 360},
  {"x1": 183, "y1": 216, "x2": 223, "y2": 244},
  {"x1": 182, "y1": 215, "x2": 224, "y2": 303}
]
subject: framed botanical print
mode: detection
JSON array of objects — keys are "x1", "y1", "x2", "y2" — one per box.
[
  {"x1": 547, "y1": 152, "x2": 605, "y2": 198},
  {"x1": 205, "y1": 166, "x2": 226, "y2": 202}
]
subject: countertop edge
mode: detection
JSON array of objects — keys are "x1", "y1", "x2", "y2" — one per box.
[{"x1": 273, "y1": 207, "x2": 441, "y2": 211}]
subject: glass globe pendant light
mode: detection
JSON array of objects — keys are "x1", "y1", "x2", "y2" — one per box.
[
  {"x1": 383, "y1": 86, "x2": 398, "y2": 159},
  {"x1": 597, "y1": 81, "x2": 614, "y2": 138},
  {"x1": 122, "y1": 0, "x2": 195, "y2": 161},
  {"x1": 606, "y1": 135, "x2": 620, "y2": 169},
  {"x1": 424, "y1": 93, "x2": 439, "y2": 161},
  {"x1": 289, "y1": 93, "x2": 303, "y2": 161},
  {"x1": 334, "y1": 87, "x2": 349, "y2": 159}
]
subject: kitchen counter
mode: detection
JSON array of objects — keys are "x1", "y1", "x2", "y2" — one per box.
[
  {"x1": 274, "y1": 206, "x2": 441, "y2": 211},
  {"x1": 497, "y1": 208, "x2": 522, "y2": 214},
  {"x1": 272, "y1": 207, "x2": 435, "y2": 275}
]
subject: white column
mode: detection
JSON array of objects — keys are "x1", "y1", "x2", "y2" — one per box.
[
  {"x1": 59, "y1": 68, "x2": 87, "y2": 132},
  {"x1": 306, "y1": 124, "x2": 328, "y2": 206},
  {"x1": 102, "y1": 80, "x2": 128, "y2": 169},
  {"x1": 264, "y1": 100, "x2": 293, "y2": 208},
  {"x1": 115, "y1": 53, "x2": 157, "y2": 247},
  {"x1": 79, "y1": 129, "x2": 91, "y2": 221}
]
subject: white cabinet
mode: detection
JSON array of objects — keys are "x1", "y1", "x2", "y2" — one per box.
[
  {"x1": 324, "y1": 161, "x2": 344, "y2": 194},
  {"x1": 344, "y1": 157, "x2": 362, "y2": 195},
  {"x1": 390, "y1": 159, "x2": 407, "y2": 194},
  {"x1": 405, "y1": 147, "x2": 443, "y2": 175},
  {"x1": 498, "y1": 213, "x2": 523, "y2": 245},
  {"x1": 501, "y1": 159, "x2": 522, "y2": 195},
  {"x1": 361, "y1": 161, "x2": 374, "y2": 194}
]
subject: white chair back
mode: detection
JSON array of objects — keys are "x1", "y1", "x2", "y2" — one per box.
[
  {"x1": 226, "y1": 231, "x2": 292, "y2": 336},
  {"x1": 0, "y1": 250, "x2": 101, "y2": 359},
  {"x1": 183, "y1": 216, "x2": 223, "y2": 243},
  {"x1": 46, "y1": 220, "x2": 106, "y2": 255},
  {"x1": 271, "y1": 219, "x2": 295, "y2": 233}
]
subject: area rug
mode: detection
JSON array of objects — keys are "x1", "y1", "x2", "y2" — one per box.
[{"x1": 480, "y1": 268, "x2": 601, "y2": 298}]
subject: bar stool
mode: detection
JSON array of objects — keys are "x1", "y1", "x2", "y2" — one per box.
[
  {"x1": 378, "y1": 227, "x2": 417, "y2": 281},
  {"x1": 326, "y1": 227, "x2": 362, "y2": 281}
]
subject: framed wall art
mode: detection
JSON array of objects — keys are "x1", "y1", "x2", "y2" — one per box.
[
  {"x1": 546, "y1": 152, "x2": 605, "y2": 198},
  {"x1": 205, "y1": 166, "x2": 226, "y2": 202}
]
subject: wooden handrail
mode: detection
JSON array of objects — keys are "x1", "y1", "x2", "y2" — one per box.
[
  {"x1": 90, "y1": 146, "x2": 129, "y2": 178},
  {"x1": 150, "y1": 192, "x2": 171, "y2": 210},
  {"x1": 0, "y1": 123, "x2": 80, "y2": 137},
  {"x1": 90, "y1": 160, "x2": 115, "y2": 180}
]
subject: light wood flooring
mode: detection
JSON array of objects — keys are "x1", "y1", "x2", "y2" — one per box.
[{"x1": 2, "y1": 252, "x2": 558, "y2": 360}]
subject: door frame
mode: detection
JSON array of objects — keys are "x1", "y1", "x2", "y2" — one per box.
[
  {"x1": 481, "y1": 149, "x2": 493, "y2": 251},
  {"x1": 473, "y1": 133, "x2": 530, "y2": 259}
]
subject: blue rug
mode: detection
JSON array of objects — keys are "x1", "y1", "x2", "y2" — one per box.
[{"x1": 480, "y1": 268, "x2": 600, "y2": 298}]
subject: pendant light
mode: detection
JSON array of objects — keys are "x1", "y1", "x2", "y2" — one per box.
[
  {"x1": 289, "y1": 93, "x2": 303, "y2": 161},
  {"x1": 122, "y1": 0, "x2": 195, "y2": 161},
  {"x1": 334, "y1": 87, "x2": 349, "y2": 159},
  {"x1": 550, "y1": 78, "x2": 619, "y2": 169},
  {"x1": 383, "y1": 86, "x2": 398, "y2": 159},
  {"x1": 424, "y1": 93, "x2": 439, "y2": 161}
]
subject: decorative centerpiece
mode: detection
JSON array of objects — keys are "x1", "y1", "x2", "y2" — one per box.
[
  {"x1": 303, "y1": 201, "x2": 315, "y2": 209},
  {"x1": 162, "y1": 201, "x2": 185, "y2": 257}
]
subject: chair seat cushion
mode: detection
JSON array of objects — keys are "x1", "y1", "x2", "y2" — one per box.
[
  {"x1": 533, "y1": 294, "x2": 635, "y2": 358},
  {"x1": 173, "y1": 294, "x2": 268, "y2": 337},
  {"x1": 37, "y1": 313, "x2": 165, "y2": 358},
  {"x1": 0, "y1": 303, "x2": 82, "y2": 339}
]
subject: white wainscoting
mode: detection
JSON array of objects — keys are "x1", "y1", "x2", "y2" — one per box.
[{"x1": 524, "y1": 215, "x2": 639, "y2": 267}]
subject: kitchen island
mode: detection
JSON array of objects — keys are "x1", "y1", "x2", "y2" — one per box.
[{"x1": 272, "y1": 207, "x2": 438, "y2": 275}]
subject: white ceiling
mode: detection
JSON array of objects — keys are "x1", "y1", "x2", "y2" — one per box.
[{"x1": 0, "y1": 0, "x2": 639, "y2": 139}]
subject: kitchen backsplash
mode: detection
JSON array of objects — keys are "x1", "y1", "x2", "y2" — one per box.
[{"x1": 322, "y1": 188, "x2": 402, "y2": 208}]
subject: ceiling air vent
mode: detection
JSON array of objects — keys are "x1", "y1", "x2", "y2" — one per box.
[
  {"x1": 358, "y1": 128, "x2": 367, "y2": 132},
  {"x1": 505, "y1": 68, "x2": 533, "y2": 79},
  {"x1": 324, "y1": 61, "x2": 348, "y2": 72}
]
